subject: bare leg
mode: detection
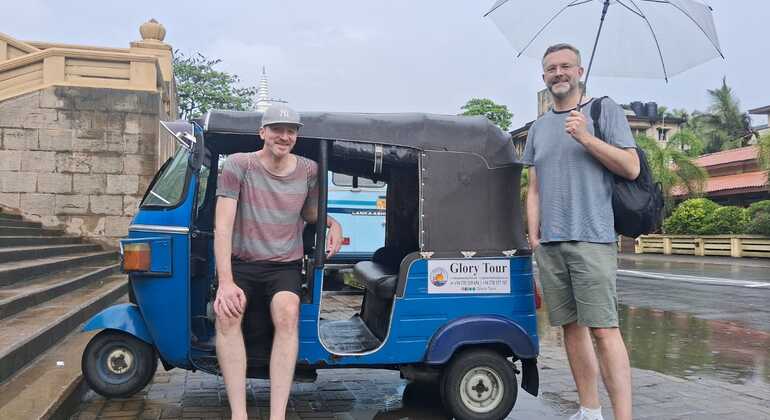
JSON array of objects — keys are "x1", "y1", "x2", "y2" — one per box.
[
  {"x1": 216, "y1": 314, "x2": 247, "y2": 420},
  {"x1": 563, "y1": 322, "x2": 601, "y2": 410},
  {"x1": 268, "y1": 291, "x2": 300, "y2": 420},
  {"x1": 592, "y1": 327, "x2": 632, "y2": 420}
]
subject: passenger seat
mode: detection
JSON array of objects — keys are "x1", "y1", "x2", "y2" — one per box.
[{"x1": 355, "y1": 247, "x2": 403, "y2": 340}]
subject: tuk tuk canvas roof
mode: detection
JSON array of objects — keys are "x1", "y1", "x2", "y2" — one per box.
[{"x1": 204, "y1": 110, "x2": 519, "y2": 168}]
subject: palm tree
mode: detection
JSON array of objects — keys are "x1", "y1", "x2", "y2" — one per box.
[
  {"x1": 635, "y1": 134, "x2": 709, "y2": 214},
  {"x1": 698, "y1": 77, "x2": 757, "y2": 152},
  {"x1": 759, "y1": 133, "x2": 770, "y2": 188},
  {"x1": 667, "y1": 128, "x2": 705, "y2": 157}
]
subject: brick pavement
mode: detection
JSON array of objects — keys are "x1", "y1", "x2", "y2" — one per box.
[{"x1": 72, "y1": 293, "x2": 770, "y2": 420}]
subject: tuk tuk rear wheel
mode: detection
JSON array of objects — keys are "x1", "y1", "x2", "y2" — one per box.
[
  {"x1": 440, "y1": 349, "x2": 517, "y2": 420},
  {"x1": 82, "y1": 330, "x2": 158, "y2": 398}
]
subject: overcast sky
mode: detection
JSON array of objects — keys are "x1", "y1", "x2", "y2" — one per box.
[{"x1": 4, "y1": 0, "x2": 768, "y2": 128}]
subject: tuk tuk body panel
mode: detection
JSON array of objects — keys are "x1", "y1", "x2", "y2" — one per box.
[
  {"x1": 297, "y1": 256, "x2": 537, "y2": 366},
  {"x1": 424, "y1": 315, "x2": 538, "y2": 364},
  {"x1": 82, "y1": 303, "x2": 153, "y2": 345},
  {"x1": 120, "y1": 175, "x2": 198, "y2": 369},
  {"x1": 387, "y1": 257, "x2": 537, "y2": 361}
]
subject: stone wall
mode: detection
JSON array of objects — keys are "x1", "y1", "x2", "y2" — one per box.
[{"x1": 0, "y1": 86, "x2": 162, "y2": 245}]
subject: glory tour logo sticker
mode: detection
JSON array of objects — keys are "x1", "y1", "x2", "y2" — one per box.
[
  {"x1": 430, "y1": 267, "x2": 449, "y2": 287},
  {"x1": 427, "y1": 260, "x2": 511, "y2": 294}
]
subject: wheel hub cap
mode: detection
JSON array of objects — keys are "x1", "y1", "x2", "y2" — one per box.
[
  {"x1": 459, "y1": 367, "x2": 504, "y2": 414},
  {"x1": 106, "y1": 348, "x2": 134, "y2": 374}
]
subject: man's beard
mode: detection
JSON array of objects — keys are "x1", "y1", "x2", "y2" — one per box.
[{"x1": 548, "y1": 79, "x2": 577, "y2": 100}]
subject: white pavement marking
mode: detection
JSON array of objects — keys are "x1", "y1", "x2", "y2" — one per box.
[{"x1": 617, "y1": 269, "x2": 770, "y2": 288}]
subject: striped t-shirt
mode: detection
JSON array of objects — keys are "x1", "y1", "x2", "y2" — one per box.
[{"x1": 216, "y1": 153, "x2": 318, "y2": 262}]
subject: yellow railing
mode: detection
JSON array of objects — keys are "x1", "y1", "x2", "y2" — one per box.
[{"x1": 636, "y1": 234, "x2": 770, "y2": 258}]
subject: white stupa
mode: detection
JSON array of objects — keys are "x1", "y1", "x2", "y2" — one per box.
[{"x1": 254, "y1": 67, "x2": 287, "y2": 112}]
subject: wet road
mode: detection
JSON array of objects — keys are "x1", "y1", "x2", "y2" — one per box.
[{"x1": 612, "y1": 257, "x2": 769, "y2": 388}]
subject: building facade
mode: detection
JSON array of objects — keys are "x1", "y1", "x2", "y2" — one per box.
[
  {"x1": 671, "y1": 146, "x2": 769, "y2": 206},
  {"x1": 0, "y1": 20, "x2": 177, "y2": 245}
]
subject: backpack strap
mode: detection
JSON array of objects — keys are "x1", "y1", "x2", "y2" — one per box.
[{"x1": 590, "y1": 96, "x2": 609, "y2": 142}]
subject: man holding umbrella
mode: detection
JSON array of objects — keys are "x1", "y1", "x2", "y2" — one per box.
[
  {"x1": 486, "y1": 1, "x2": 724, "y2": 419},
  {"x1": 522, "y1": 43, "x2": 638, "y2": 420}
]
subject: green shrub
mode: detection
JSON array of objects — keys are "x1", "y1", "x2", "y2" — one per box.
[
  {"x1": 746, "y1": 200, "x2": 770, "y2": 236},
  {"x1": 663, "y1": 198, "x2": 720, "y2": 235},
  {"x1": 703, "y1": 206, "x2": 748, "y2": 235},
  {"x1": 746, "y1": 200, "x2": 770, "y2": 218}
]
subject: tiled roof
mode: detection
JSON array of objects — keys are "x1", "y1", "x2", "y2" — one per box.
[
  {"x1": 672, "y1": 171, "x2": 768, "y2": 197},
  {"x1": 693, "y1": 146, "x2": 759, "y2": 168}
]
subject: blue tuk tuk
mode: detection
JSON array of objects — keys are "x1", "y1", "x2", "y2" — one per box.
[{"x1": 81, "y1": 111, "x2": 540, "y2": 419}]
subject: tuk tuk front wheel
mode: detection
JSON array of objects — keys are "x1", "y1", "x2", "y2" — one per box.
[
  {"x1": 82, "y1": 330, "x2": 158, "y2": 398},
  {"x1": 440, "y1": 349, "x2": 517, "y2": 420}
]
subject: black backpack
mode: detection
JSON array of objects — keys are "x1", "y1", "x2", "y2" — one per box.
[{"x1": 590, "y1": 97, "x2": 664, "y2": 238}]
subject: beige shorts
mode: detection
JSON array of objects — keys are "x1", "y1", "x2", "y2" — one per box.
[{"x1": 534, "y1": 241, "x2": 618, "y2": 328}]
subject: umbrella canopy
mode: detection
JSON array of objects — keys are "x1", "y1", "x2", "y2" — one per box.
[{"x1": 485, "y1": 0, "x2": 723, "y2": 81}]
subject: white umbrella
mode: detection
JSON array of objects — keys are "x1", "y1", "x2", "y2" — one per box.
[{"x1": 485, "y1": 0, "x2": 724, "y2": 88}]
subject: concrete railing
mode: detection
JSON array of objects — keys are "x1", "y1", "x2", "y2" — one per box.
[
  {"x1": 636, "y1": 234, "x2": 770, "y2": 258},
  {"x1": 0, "y1": 45, "x2": 162, "y2": 103}
]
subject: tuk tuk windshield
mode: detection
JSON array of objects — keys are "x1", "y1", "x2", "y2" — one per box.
[{"x1": 141, "y1": 147, "x2": 190, "y2": 208}]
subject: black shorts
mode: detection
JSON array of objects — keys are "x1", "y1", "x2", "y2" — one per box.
[{"x1": 231, "y1": 259, "x2": 302, "y2": 344}]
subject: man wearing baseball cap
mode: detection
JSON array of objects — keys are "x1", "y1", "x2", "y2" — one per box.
[{"x1": 214, "y1": 103, "x2": 343, "y2": 420}]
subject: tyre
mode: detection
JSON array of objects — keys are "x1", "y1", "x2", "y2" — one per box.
[
  {"x1": 81, "y1": 330, "x2": 158, "y2": 398},
  {"x1": 440, "y1": 349, "x2": 518, "y2": 420}
]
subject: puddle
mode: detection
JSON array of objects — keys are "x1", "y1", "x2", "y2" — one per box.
[{"x1": 538, "y1": 305, "x2": 770, "y2": 386}]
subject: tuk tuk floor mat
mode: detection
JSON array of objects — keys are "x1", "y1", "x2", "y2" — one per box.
[{"x1": 319, "y1": 315, "x2": 381, "y2": 354}]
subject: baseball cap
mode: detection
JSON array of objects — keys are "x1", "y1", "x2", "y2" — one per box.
[{"x1": 261, "y1": 103, "x2": 303, "y2": 128}]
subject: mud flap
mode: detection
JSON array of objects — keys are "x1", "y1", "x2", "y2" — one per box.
[{"x1": 521, "y1": 358, "x2": 539, "y2": 396}]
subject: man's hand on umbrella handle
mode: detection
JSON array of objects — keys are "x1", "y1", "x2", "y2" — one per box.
[{"x1": 566, "y1": 111, "x2": 590, "y2": 144}]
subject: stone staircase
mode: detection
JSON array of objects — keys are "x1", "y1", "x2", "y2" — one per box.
[{"x1": 0, "y1": 208, "x2": 127, "y2": 419}]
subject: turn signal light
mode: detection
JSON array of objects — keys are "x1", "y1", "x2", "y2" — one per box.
[
  {"x1": 123, "y1": 243, "x2": 151, "y2": 272},
  {"x1": 342, "y1": 237, "x2": 351, "y2": 245},
  {"x1": 376, "y1": 198, "x2": 386, "y2": 209}
]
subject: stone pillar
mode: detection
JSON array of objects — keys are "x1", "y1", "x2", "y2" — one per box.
[
  {"x1": 130, "y1": 19, "x2": 177, "y2": 167},
  {"x1": 663, "y1": 236, "x2": 673, "y2": 255},
  {"x1": 694, "y1": 237, "x2": 705, "y2": 256},
  {"x1": 730, "y1": 236, "x2": 743, "y2": 258}
]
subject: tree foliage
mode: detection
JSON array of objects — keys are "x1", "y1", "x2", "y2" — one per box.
[
  {"x1": 174, "y1": 52, "x2": 257, "y2": 120},
  {"x1": 460, "y1": 98, "x2": 513, "y2": 131},
  {"x1": 758, "y1": 133, "x2": 770, "y2": 188},
  {"x1": 746, "y1": 200, "x2": 770, "y2": 236},
  {"x1": 635, "y1": 134, "x2": 708, "y2": 214},
  {"x1": 692, "y1": 77, "x2": 757, "y2": 153},
  {"x1": 667, "y1": 128, "x2": 705, "y2": 157}
]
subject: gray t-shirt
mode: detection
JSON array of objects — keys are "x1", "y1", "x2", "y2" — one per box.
[{"x1": 521, "y1": 97, "x2": 636, "y2": 244}]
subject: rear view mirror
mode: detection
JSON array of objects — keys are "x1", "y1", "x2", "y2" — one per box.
[
  {"x1": 160, "y1": 120, "x2": 196, "y2": 150},
  {"x1": 176, "y1": 132, "x2": 197, "y2": 150}
]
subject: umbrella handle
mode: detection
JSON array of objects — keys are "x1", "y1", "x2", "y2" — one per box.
[{"x1": 578, "y1": 0, "x2": 610, "y2": 112}]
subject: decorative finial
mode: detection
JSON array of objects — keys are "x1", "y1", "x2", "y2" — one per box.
[{"x1": 140, "y1": 18, "x2": 166, "y2": 42}]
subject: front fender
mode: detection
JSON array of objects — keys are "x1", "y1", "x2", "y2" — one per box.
[
  {"x1": 83, "y1": 303, "x2": 153, "y2": 345},
  {"x1": 425, "y1": 315, "x2": 538, "y2": 364}
]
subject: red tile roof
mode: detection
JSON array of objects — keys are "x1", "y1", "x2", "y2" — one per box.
[
  {"x1": 672, "y1": 171, "x2": 768, "y2": 197},
  {"x1": 693, "y1": 146, "x2": 758, "y2": 168}
]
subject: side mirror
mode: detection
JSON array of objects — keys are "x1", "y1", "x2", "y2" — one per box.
[{"x1": 177, "y1": 131, "x2": 197, "y2": 150}]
